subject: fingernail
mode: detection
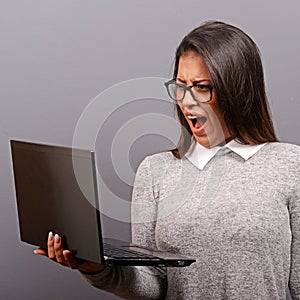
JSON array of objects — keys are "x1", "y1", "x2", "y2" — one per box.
[
  {"x1": 33, "y1": 249, "x2": 38, "y2": 254},
  {"x1": 54, "y1": 234, "x2": 60, "y2": 243},
  {"x1": 48, "y1": 231, "x2": 53, "y2": 240}
]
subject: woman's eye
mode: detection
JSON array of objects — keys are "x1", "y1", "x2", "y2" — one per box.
[{"x1": 194, "y1": 85, "x2": 210, "y2": 92}]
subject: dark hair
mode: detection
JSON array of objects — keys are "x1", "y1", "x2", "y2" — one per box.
[{"x1": 172, "y1": 21, "x2": 278, "y2": 158}]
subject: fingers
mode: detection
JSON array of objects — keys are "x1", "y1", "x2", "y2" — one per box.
[
  {"x1": 53, "y1": 234, "x2": 66, "y2": 265},
  {"x1": 34, "y1": 248, "x2": 48, "y2": 256},
  {"x1": 34, "y1": 231, "x2": 78, "y2": 269},
  {"x1": 63, "y1": 250, "x2": 79, "y2": 269},
  {"x1": 34, "y1": 231, "x2": 105, "y2": 273},
  {"x1": 45, "y1": 231, "x2": 69, "y2": 267},
  {"x1": 47, "y1": 231, "x2": 55, "y2": 260}
]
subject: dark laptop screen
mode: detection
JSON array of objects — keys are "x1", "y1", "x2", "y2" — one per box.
[{"x1": 10, "y1": 140, "x2": 104, "y2": 263}]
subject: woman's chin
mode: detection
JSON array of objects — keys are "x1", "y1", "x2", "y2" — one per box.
[{"x1": 193, "y1": 134, "x2": 227, "y2": 149}]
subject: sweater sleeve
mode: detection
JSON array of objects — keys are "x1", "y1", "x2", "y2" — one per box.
[
  {"x1": 289, "y1": 152, "x2": 300, "y2": 299},
  {"x1": 81, "y1": 156, "x2": 167, "y2": 300}
]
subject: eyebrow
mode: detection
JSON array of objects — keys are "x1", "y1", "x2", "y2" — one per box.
[{"x1": 176, "y1": 78, "x2": 211, "y2": 85}]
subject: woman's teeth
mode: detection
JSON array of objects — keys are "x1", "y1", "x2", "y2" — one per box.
[
  {"x1": 188, "y1": 116, "x2": 198, "y2": 127},
  {"x1": 187, "y1": 115, "x2": 207, "y2": 128}
]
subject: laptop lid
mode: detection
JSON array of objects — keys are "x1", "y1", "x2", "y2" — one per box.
[
  {"x1": 10, "y1": 140, "x2": 196, "y2": 267},
  {"x1": 10, "y1": 139, "x2": 104, "y2": 263}
]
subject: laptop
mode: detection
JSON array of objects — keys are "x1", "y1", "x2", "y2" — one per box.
[{"x1": 10, "y1": 140, "x2": 195, "y2": 267}]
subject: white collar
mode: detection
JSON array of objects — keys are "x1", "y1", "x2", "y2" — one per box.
[{"x1": 185, "y1": 139, "x2": 266, "y2": 170}]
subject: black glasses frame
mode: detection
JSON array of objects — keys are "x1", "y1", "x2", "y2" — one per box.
[{"x1": 164, "y1": 79, "x2": 214, "y2": 103}]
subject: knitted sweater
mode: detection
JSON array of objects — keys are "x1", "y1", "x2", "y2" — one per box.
[{"x1": 82, "y1": 142, "x2": 300, "y2": 300}]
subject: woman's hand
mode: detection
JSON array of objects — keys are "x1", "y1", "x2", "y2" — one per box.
[{"x1": 34, "y1": 231, "x2": 105, "y2": 274}]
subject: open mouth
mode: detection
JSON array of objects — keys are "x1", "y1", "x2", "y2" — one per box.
[{"x1": 188, "y1": 115, "x2": 207, "y2": 129}]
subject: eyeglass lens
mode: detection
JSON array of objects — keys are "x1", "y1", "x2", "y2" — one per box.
[{"x1": 168, "y1": 82, "x2": 211, "y2": 102}]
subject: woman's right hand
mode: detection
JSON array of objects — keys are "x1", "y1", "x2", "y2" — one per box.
[{"x1": 34, "y1": 231, "x2": 106, "y2": 274}]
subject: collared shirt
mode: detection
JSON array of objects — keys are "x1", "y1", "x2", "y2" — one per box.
[{"x1": 185, "y1": 139, "x2": 266, "y2": 170}]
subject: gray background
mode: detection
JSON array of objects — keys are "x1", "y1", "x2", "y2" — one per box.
[{"x1": 1, "y1": 1, "x2": 299, "y2": 299}]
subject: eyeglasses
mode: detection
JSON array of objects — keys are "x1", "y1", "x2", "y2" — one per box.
[{"x1": 164, "y1": 79, "x2": 214, "y2": 103}]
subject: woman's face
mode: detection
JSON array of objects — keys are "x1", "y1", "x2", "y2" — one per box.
[{"x1": 176, "y1": 51, "x2": 231, "y2": 148}]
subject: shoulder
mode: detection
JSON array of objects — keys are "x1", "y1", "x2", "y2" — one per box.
[
  {"x1": 261, "y1": 142, "x2": 300, "y2": 161},
  {"x1": 258, "y1": 142, "x2": 300, "y2": 177},
  {"x1": 265, "y1": 141, "x2": 300, "y2": 151},
  {"x1": 145, "y1": 151, "x2": 178, "y2": 165},
  {"x1": 136, "y1": 150, "x2": 183, "y2": 178},
  {"x1": 135, "y1": 150, "x2": 178, "y2": 169}
]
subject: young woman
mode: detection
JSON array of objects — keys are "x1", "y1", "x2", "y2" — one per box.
[{"x1": 36, "y1": 21, "x2": 300, "y2": 299}]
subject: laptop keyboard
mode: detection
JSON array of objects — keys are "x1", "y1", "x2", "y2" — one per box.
[{"x1": 103, "y1": 243, "x2": 158, "y2": 259}]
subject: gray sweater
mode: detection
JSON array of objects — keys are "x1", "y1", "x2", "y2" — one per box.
[{"x1": 82, "y1": 142, "x2": 300, "y2": 300}]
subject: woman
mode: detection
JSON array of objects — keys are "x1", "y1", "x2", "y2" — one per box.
[{"x1": 36, "y1": 21, "x2": 300, "y2": 299}]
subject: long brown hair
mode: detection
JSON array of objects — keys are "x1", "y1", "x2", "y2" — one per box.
[{"x1": 171, "y1": 21, "x2": 278, "y2": 158}]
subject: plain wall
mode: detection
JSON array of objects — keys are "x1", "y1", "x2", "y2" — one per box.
[{"x1": 1, "y1": 1, "x2": 299, "y2": 299}]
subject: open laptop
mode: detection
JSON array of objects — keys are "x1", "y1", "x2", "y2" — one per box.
[{"x1": 10, "y1": 140, "x2": 195, "y2": 267}]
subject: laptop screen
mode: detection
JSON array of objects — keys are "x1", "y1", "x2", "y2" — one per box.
[{"x1": 10, "y1": 140, "x2": 104, "y2": 263}]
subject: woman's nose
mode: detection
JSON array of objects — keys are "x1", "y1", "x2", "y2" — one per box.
[{"x1": 181, "y1": 90, "x2": 198, "y2": 107}]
